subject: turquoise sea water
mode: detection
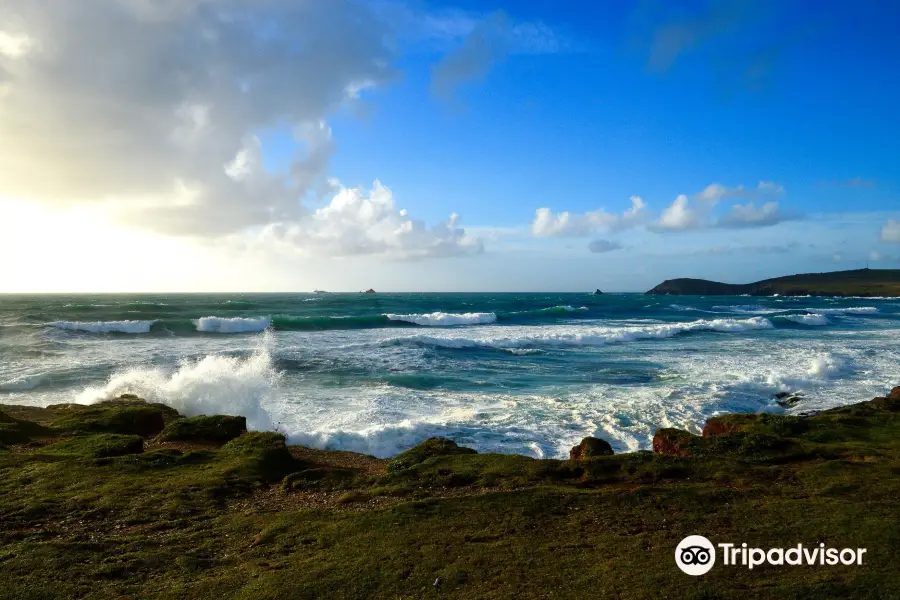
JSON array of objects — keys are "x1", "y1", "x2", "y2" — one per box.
[{"x1": 1, "y1": 293, "x2": 898, "y2": 458}]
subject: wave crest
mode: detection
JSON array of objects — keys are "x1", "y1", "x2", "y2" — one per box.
[
  {"x1": 777, "y1": 313, "x2": 830, "y2": 326},
  {"x1": 193, "y1": 316, "x2": 270, "y2": 333},
  {"x1": 386, "y1": 316, "x2": 775, "y2": 350},
  {"x1": 385, "y1": 312, "x2": 497, "y2": 326},
  {"x1": 53, "y1": 320, "x2": 157, "y2": 334}
]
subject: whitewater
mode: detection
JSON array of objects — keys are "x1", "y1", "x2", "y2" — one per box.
[{"x1": 1, "y1": 293, "x2": 898, "y2": 458}]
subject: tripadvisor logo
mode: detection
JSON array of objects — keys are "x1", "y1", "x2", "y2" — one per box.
[{"x1": 675, "y1": 535, "x2": 867, "y2": 576}]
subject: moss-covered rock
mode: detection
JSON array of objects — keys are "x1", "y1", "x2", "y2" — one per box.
[
  {"x1": 222, "y1": 432, "x2": 296, "y2": 480},
  {"x1": 41, "y1": 434, "x2": 144, "y2": 458},
  {"x1": 703, "y1": 413, "x2": 809, "y2": 438},
  {"x1": 49, "y1": 399, "x2": 179, "y2": 437},
  {"x1": 387, "y1": 437, "x2": 477, "y2": 473},
  {"x1": 569, "y1": 437, "x2": 614, "y2": 461},
  {"x1": 156, "y1": 415, "x2": 247, "y2": 444},
  {"x1": 652, "y1": 428, "x2": 700, "y2": 456},
  {"x1": 0, "y1": 410, "x2": 55, "y2": 445}
]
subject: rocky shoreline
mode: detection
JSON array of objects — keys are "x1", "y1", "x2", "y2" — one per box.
[{"x1": 2, "y1": 386, "x2": 900, "y2": 598}]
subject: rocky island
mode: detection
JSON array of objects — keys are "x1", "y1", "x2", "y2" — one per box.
[
  {"x1": 2, "y1": 388, "x2": 900, "y2": 598},
  {"x1": 646, "y1": 268, "x2": 900, "y2": 297}
]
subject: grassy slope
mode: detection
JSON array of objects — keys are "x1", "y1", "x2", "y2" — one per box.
[
  {"x1": 1, "y1": 393, "x2": 900, "y2": 599},
  {"x1": 646, "y1": 268, "x2": 900, "y2": 296}
]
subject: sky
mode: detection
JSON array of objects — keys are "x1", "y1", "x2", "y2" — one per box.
[{"x1": 0, "y1": 0, "x2": 898, "y2": 292}]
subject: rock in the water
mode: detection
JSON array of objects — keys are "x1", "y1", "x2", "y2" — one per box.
[
  {"x1": 774, "y1": 392, "x2": 790, "y2": 400},
  {"x1": 593, "y1": 289, "x2": 603, "y2": 295},
  {"x1": 569, "y1": 437, "x2": 614, "y2": 461},
  {"x1": 777, "y1": 395, "x2": 803, "y2": 408},
  {"x1": 363, "y1": 288, "x2": 376, "y2": 294}
]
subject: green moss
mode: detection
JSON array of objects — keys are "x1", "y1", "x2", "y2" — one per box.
[
  {"x1": 49, "y1": 400, "x2": 179, "y2": 437},
  {"x1": 40, "y1": 434, "x2": 144, "y2": 458},
  {"x1": 0, "y1": 410, "x2": 55, "y2": 446},
  {"x1": 157, "y1": 415, "x2": 247, "y2": 444},
  {"x1": 221, "y1": 432, "x2": 298, "y2": 480},
  {"x1": 387, "y1": 437, "x2": 477, "y2": 473}
]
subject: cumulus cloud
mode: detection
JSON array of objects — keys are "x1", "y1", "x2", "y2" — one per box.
[
  {"x1": 652, "y1": 194, "x2": 705, "y2": 231},
  {"x1": 652, "y1": 181, "x2": 789, "y2": 231},
  {"x1": 0, "y1": 0, "x2": 393, "y2": 234},
  {"x1": 587, "y1": 239, "x2": 623, "y2": 253},
  {"x1": 531, "y1": 196, "x2": 646, "y2": 237},
  {"x1": 0, "y1": 0, "x2": 482, "y2": 260},
  {"x1": 256, "y1": 181, "x2": 483, "y2": 260},
  {"x1": 719, "y1": 201, "x2": 790, "y2": 228},
  {"x1": 881, "y1": 219, "x2": 900, "y2": 243}
]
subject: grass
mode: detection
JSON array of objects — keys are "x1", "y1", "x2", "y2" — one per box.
[{"x1": 1, "y1": 390, "x2": 899, "y2": 599}]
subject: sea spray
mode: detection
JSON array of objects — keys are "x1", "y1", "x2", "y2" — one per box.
[{"x1": 76, "y1": 331, "x2": 279, "y2": 430}]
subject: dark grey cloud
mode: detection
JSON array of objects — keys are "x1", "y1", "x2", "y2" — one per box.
[
  {"x1": 430, "y1": 11, "x2": 510, "y2": 100},
  {"x1": 588, "y1": 239, "x2": 624, "y2": 253}
]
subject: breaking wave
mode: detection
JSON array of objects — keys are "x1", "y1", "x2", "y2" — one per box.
[
  {"x1": 76, "y1": 333, "x2": 278, "y2": 430},
  {"x1": 385, "y1": 316, "x2": 775, "y2": 350},
  {"x1": 385, "y1": 312, "x2": 497, "y2": 326},
  {"x1": 53, "y1": 320, "x2": 158, "y2": 334},
  {"x1": 776, "y1": 313, "x2": 830, "y2": 326},
  {"x1": 193, "y1": 316, "x2": 270, "y2": 333}
]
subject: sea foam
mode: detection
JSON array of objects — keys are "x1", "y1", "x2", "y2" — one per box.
[
  {"x1": 385, "y1": 312, "x2": 497, "y2": 326},
  {"x1": 53, "y1": 320, "x2": 157, "y2": 334}
]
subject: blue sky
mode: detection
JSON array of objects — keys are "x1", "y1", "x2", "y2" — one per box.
[
  {"x1": 268, "y1": 0, "x2": 900, "y2": 289},
  {"x1": 1, "y1": 0, "x2": 898, "y2": 291}
]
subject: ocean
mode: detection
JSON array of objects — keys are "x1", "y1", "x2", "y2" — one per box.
[{"x1": 1, "y1": 293, "x2": 898, "y2": 459}]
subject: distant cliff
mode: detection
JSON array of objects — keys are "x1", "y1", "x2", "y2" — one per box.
[{"x1": 646, "y1": 268, "x2": 900, "y2": 297}]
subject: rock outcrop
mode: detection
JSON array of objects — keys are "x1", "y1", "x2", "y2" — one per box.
[
  {"x1": 569, "y1": 437, "x2": 614, "y2": 461},
  {"x1": 645, "y1": 268, "x2": 900, "y2": 297},
  {"x1": 652, "y1": 428, "x2": 700, "y2": 456}
]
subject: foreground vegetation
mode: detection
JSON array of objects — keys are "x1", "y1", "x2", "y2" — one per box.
[
  {"x1": 646, "y1": 268, "x2": 900, "y2": 296},
  {"x1": 2, "y1": 388, "x2": 900, "y2": 599}
]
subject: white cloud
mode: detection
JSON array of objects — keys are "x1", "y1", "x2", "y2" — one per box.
[
  {"x1": 653, "y1": 182, "x2": 788, "y2": 231},
  {"x1": 869, "y1": 251, "x2": 883, "y2": 261},
  {"x1": 587, "y1": 239, "x2": 623, "y2": 253},
  {"x1": 652, "y1": 194, "x2": 705, "y2": 231},
  {"x1": 531, "y1": 196, "x2": 646, "y2": 237},
  {"x1": 0, "y1": 0, "x2": 396, "y2": 236},
  {"x1": 697, "y1": 181, "x2": 782, "y2": 203},
  {"x1": 0, "y1": 31, "x2": 34, "y2": 58},
  {"x1": 881, "y1": 219, "x2": 900, "y2": 243},
  {"x1": 256, "y1": 181, "x2": 482, "y2": 260},
  {"x1": 719, "y1": 201, "x2": 789, "y2": 228}
]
